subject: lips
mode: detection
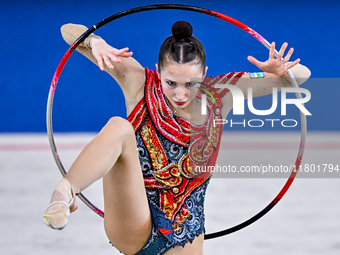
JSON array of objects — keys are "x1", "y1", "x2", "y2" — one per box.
[{"x1": 174, "y1": 101, "x2": 186, "y2": 106}]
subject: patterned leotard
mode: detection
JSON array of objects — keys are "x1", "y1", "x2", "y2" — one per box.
[{"x1": 127, "y1": 68, "x2": 244, "y2": 250}]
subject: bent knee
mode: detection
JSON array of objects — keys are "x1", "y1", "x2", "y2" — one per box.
[{"x1": 101, "y1": 117, "x2": 135, "y2": 138}]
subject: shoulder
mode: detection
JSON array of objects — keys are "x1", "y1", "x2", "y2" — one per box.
[
  {"x1": 145, "y1": 68, "x2": 160, "y2": 85},
  {"x1": 126, "y1": 68, "x2": 161, "y2": 116}
]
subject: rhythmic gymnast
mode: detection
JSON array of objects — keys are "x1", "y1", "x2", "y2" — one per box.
[{"x1": 43, "y1": 21, "x2": 310, "y2": 255}]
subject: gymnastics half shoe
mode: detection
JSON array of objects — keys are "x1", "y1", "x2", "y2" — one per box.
[{"x1": 43, "y1": 198, "x2": 74, "y2": 230}]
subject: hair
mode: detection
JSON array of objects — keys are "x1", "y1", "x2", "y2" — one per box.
[{"x1": 158, "y1": 21, "x2": 206, "y2": 75}]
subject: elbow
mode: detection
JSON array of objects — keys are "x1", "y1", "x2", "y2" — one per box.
[
  {"x1": 292, "y1": 63, "x2": 311, "y2": 86},
  {"x1": 60, "y1": 23, "x2": 72, "y2": 32},
  {"x1": 60, "y1": 23, "x2": 87, "y2": 46},
  {"x1": 60, "y1": 24, "x2": 73, "y2": 45}
]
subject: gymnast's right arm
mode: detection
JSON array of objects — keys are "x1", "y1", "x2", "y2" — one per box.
[{"x1": 60, "y1": 24, "x2": 145, "y2": 104}]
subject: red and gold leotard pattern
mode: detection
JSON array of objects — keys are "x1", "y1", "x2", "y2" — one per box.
[{"x1": 127, "y1": 68, "x2": 245, "y2": 246}]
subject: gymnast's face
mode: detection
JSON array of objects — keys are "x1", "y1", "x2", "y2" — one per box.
[{"x1": 156, "y1": 61, "x2": 207, "y2": 111}]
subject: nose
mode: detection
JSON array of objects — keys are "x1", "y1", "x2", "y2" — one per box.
[{"x1": 175, "y1": 86, "x2": 187, "y2": 101}]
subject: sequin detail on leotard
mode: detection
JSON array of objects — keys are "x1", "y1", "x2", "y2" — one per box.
[{"x1": 127, "y1": 68, "x2": 245, "y2": 248}]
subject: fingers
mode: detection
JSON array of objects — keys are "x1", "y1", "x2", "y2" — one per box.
[
  {"x1": 247, "y1": 55, "x2": 264, "y2": 69},
  {"x1": 120, "y1": 52, "x2": 133, "y2": 58},
  {"x1": 115, "y1": 47, "x2": 133, "y2": 58},
  {"x1": 276, "y1": 42, "x2": 297, "y2": 64},
  {"x1": 95, "y1": 53, "x2": 124, "y2": 71},
  {"x1": 253, "y1": 41, "x2": 301, "y2": 76},
  {"x1": 269, "y1": 42, "x2": 276, "y2": 60},
  {"x1": 278, "y1": 42, "x2": 300, "y2": 70},
  {"x1": 273, "y1": 42, "x2": 300, "y2": 66},
  {"x1": 247, "y1": 55, "x2": 258, "y2": 65},
  {"x1": 103, "y1": 55, "x2": 115, "y2": 69},
  {"x1": 277, "y1": 42, "x2": 288, "y2": 60},
  {"x1": 96, "y1": 47, "x2": 133, "y2": 71},
  {"x1": 283, "y1": 47, "x2": 294, "y2": 63},
  {"x1": 96, "y1": 54, "x2": 116, "y2": 71},
  {"x1": 108, "y1": 52, "x2": 122, "y2": 63},
  {"x1": 286, "y1": 58, "x2": 300, "y2": 69},
  {"x1": 97, "y1": 57, "x2": 105, "y2": 71},
  {"x1": 270, "y1": 42, "x2": 295, "y2": 62}
]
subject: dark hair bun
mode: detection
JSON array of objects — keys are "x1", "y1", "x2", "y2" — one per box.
[{"x1": 172, "y1": 21, "x2": 193, "y2": 40}]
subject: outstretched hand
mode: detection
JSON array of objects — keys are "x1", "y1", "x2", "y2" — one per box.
[
  {"x1": 91, "y1": 38, "x2": 133, "y2": 71},
  {"x1": 247, "y1": 42, "x2": 300, "y2": 77}
]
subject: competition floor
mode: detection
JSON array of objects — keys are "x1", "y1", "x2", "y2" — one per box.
[{"x1": 1, "y1": 132, "x2": 339, "y2": 255}]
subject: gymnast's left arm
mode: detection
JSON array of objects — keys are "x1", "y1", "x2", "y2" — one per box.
[{"x1": 236, "y1": 41, "x2": 311, "y2": 99}]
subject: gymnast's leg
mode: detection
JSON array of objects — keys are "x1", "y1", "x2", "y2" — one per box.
[{"x1": 45, "y1": 117, "x2": 151, "y2": 254}]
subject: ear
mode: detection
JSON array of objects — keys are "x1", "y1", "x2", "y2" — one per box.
[
  {"x1": 203, "y1": 66, "x2": 208, "y2": 78},
  {"x1": 155, "y1": 63, "x2": 160, "y2": 76}
]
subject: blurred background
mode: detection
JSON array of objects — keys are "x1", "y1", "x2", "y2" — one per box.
[
  {"x1": 1, "y1": 0, "x2": 339, "y2": 254},
  {"x1": 0, "y1": 0, "x2": 339, "y2": 132}
]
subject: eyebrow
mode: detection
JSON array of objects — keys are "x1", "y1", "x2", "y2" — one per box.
[{"x1": 165, "y1": 79, "x2": 199, "y2": 84}]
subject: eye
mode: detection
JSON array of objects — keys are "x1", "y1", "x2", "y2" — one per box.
[
  {"x1": 166, "y1": 80, "x2": 176, "y2": 86},
  {"x1": 187, "y1": 81, "x2": 202, "y2": 87}
]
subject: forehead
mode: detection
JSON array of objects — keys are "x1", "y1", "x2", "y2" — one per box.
[{"x1": 160, "y1": 62, "x2": 203, "y2": 82}]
